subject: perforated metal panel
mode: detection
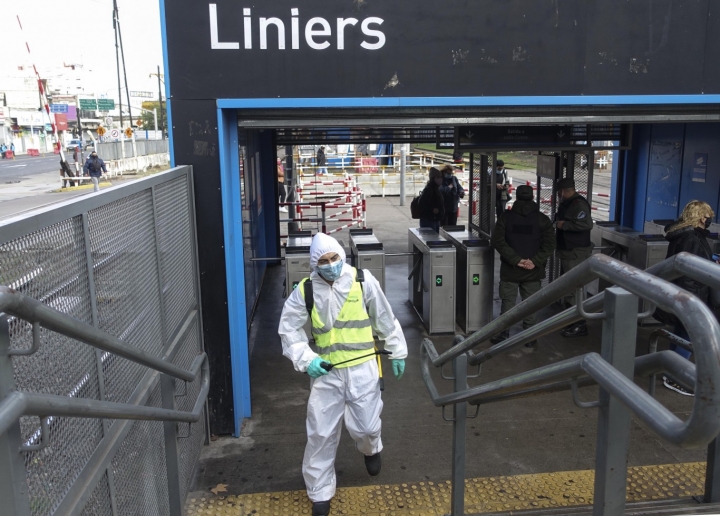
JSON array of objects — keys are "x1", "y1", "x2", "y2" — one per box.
[
  {"x1": 469, "y1": 154, "x2": 492, "y2": 238},
  {"x1": 0, "y1": 167, "x2": 205, "y2": 516},
  {"x1": 111, "y1": 383, "x2": 169, "y2": 516}
]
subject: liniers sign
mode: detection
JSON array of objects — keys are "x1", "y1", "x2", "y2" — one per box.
[{"x1": 165, "y1": 1, "x2": 720, "y2": 100}]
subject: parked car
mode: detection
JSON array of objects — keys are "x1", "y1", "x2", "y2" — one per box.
[{"x1": 66, "y1": 139, "x2": 83, "y2": 152}]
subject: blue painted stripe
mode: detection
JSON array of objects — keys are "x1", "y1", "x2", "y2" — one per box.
[
  {"x1": 218, "y1": 95, "x2": 720, "y2": 109},
  {"x1": 158, "y1": 0, "x2": 175, "y2": 166},
  {"x1": 217, "y1": 108, "x2": 252, "y2": 435}
]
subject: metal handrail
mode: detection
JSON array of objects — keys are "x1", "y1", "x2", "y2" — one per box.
[
  {"x1": 422, "y1": 252, "x2": 720, "y2": 448},
  {"x1": 0, "y1": 285, "x2": 196, "y2": 382},
  {"x1": 647, "y1": 329, "x2": 693, "y2": 397},
  {"x1": 0, "y1": 355, "x2": 209, "y2": 439},
  {"x1": 433, "y1": 252, "x2": 718, "y2": 366}
]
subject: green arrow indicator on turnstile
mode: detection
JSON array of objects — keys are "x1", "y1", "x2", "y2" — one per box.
[
  {"x1": 435, "y1": 275, "x2": 442, "y2": 287},
  {"x1": 292, "y1": 281, "x2": 299, "y2": 289},
  {"x1": 472, "y1": 273, "x2": 480, "y2": 285}
]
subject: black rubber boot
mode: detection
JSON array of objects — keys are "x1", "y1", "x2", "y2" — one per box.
[
  {"x1": 561, "y1": 321, "x2": 588, "y2": 338},
  {"x1": 365, "y1": 452, "x2": 382, "y2": 476},
  {"x1": 490, "y1": 331, "x2": 509, "y2": 344},
  {"x1": 312, "y1": 500, "x2": 331, "y2": 516}
]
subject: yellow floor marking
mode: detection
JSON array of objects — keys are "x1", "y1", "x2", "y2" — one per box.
[{"x1": 185, "y1": 462, "x2": 706, "y2": 515}]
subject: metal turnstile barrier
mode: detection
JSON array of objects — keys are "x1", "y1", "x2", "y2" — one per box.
[
  {"x1": 408, "y1": 228, "x2": 456, "y2": 334},
  {"x1": 439, "y1": 225, "x2": 493, "y2": 334},
  {"x1": 591, "y1": 222, "x2": 668, "y2": 321},
  {"x1": 349, "y1": 228, "x2": 385, "y2": 291},
  {"x1": 285, "y1": 230, "x2": 314, "y2": 336}
]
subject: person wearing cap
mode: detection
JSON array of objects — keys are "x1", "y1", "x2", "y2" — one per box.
[
  {"x1": 278, "y1": 233, "x2": 408, "y2": 516},
  {"x1": 83, "y1": 150, "x2": 107, "y2": 192},
  {"x1": 418, "y1": 167, "x2": 445, "y2": 232},
  {"x1": 490, "y1": 185, "x2": 555, "y2": 345},
  {"x1": 495, "y1": 160, "x2": 510, "y2": 219},
  {"x1": 555, "y1": 177, "x2": 594, "y2": 337}
]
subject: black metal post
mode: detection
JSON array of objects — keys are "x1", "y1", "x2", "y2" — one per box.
[{"x1": 450, "y1": 353, "x2": 468, "y2": 516}]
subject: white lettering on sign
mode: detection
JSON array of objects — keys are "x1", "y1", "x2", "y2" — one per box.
[
  {"x1": 209, "y1": 4, "x2": 239, "y2": 49},
  {"x1": 208, "y1": 4, "x2": 386, "y2": 51}
]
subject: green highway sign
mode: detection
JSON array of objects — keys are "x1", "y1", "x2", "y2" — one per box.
[
  {"x1": 79, "y1": 99, "x2": 97, "y2": 110},
  {"x1": 97, "y1": 99, "x2": 115, "y2": 111}
]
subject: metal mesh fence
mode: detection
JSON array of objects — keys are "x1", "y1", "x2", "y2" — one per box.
[
  {"x1": 154, "y1": 177, "x2": 197, "y2": 335},
  {"x1": 0, "y1": 167, "x2": 204, "y2": 516},
  {"x1": 111, "y1": 383, "x2": 169, "y2": 516},
  {"x1": 80, "y1": 471, "x2": 114, "y2": 516},
  {"x1": 470, "y1": 154, "x2": 492, "y2": 238}
]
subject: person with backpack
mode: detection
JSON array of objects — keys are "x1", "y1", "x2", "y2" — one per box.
[
  {"x1": 0, "y1": 143, "x2": 6, "y2": 159},
  {"x1": 439, "y1": 164, "x2": 465, "y2": 226},
  {"x1": 278, "y1": 233, "x2": 407, "y2": 516},
  {"x1": 417, "y1": 167, "x2": 445, "y2": 232},
  {"x1": 83, "y1": 151, "x2": 107, "y2": 192}
]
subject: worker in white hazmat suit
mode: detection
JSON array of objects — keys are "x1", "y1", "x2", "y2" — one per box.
[{"x1": 278, "y1": 233, "x2": 408, "y2": 516}]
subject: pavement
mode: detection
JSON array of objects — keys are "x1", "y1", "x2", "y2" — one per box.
[
  {"x1": 0, "y1": 154, "x2": 169, "y2": 220},
  {"x1": 188, "y1": 195, "x2": 702, "y2": 504}
]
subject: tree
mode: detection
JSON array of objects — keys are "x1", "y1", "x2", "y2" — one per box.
[{"x1": 138, "y1": 101, "x2": 166, "y2": 132}]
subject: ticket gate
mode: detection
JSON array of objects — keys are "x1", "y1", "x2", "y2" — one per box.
[
  {"x1": 285, "y1": 230, "x2": 313, "y2": 336},
  {"x1": 408, "y1": 228, "x2": 456, "y2": 334},
  {"x1": 349, "y1": 228, "x2": 385, "y2": 291},
  {"x1": 439, "y1": 226, "x2": 493, "y2": 333},
  {"x1": 591, "y1": 222, "x2": 668, "y2": 320}
]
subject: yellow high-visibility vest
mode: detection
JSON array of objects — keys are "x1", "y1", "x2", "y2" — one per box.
[{"x1": 299, "y1": 268, "x2": 374, "y2": 368}]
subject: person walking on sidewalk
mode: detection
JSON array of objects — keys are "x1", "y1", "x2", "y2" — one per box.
[
  {"x1": 278, "y1": 158, "x2": 288, "y2": 212},
  {"x1": 278, "y1": 233, "x2": 408, "y2": 516},
  {"x1": 83, "y1": 151, "x2": 107, "y2": 192},
  {"x1": 316, "y1": 146, "x2": 328, "y2": 175},
  {"x1": 489, "y1": 185, "x2": 555, "y2": 346},
  {"x1": 554, "y1": 177, "x2": 594, "y2": 337}
]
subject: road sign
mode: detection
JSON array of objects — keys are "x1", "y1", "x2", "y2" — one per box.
[
  {"x1": 130, "y1": 91, "x2": 153, "y2": 98},
  {"x1": 79, "y1": 99, "x2": 97, "y2": 110},
  {"x1": 109, "y1": 128, "x2": 120, "y2": 139},
  {"x1": 50, "y1": 104, "x2": 68, "y2": 114},
  {"x1": 97, "y1": 99, "x2": 115, "y2": 111},
  {"x1": 124, "y1": 127, "x2": 133, "y2": 138},
  {"x1": 97, "y1": 126, "x2": 106, "y2": 136},
  {"x1": 104, "y1": 116, "x2": 113, "y2": 126}
]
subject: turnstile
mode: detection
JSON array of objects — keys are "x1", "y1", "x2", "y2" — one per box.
[
  {"x1": 439, "y1": 226, "x2": 493, "y2": 333},
  {"x1": 592, "y1": 222, "x2": 668, "y2": 321},
  {"x1": 285, "y1": 231, "x2": 314, "y2": 337},
  {"x1": 408, "y1": 228, "x2": 456, "y2": 334},
  {"x1": 349, "y1": 228, "x2": 385, "y2": 291}
]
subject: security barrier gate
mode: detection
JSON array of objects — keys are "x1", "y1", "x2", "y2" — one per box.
[{"x1": 0, "y1": 166, "x2": 206, "y2": 516}]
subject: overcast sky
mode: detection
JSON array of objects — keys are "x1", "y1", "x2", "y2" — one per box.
[{"x1": 2, "y1": 0, "x2": 164, "y2": 100}]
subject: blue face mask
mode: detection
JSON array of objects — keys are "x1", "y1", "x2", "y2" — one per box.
[{"x1": 317, "y1": 260, "x2": 343, "y2": 281}]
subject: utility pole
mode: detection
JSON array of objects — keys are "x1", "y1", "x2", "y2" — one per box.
[
  {"x1": 112, "y1": 2, "x2": 123, "y2": 128},
  {"x1": 151, "y1": 65, "x2": 165, "y2": 139}
]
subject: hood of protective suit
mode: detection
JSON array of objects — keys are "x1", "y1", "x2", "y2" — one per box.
[{"x1": 309, "y1": 233, "x2": 346, "y2": 270}]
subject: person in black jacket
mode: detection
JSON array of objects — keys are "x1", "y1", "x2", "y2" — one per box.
[
  {"x1": 439, "y1": 165, "x2": 465, "y2": 226},
  {"x1": 418, "y1": 167, "x2": 445, "y2": 232},
  {"x1": 661, "y1": 200, "x2": 718, "y2": 396},
  {"x1": 490, "y1": 185, "x2": 556, "y2": 346}
]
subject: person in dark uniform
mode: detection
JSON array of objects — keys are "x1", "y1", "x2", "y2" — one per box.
[
  {"x1": 439, "y1": 165, "x2": 465, "y2": 226},
  {"x1": 555, "y1": 177, "x2": 594, "y2": 338},
  {"x1": 490, "y1": 185, "x2": 556, "y2": 346}
]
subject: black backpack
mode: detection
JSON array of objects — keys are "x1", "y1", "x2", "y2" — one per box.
[
  {"x1": 410, "y1": 190, "x2": 424, "y2": 219},
  {"x1": 304, "y1": 269, "x2": 365, "y2": 314}
]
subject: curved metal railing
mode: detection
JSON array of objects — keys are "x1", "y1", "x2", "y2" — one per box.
[
  {"x1": 0, "y1": 285, "x2": 209, "y2": 443},
  {"x1": 422, "y1": 252, "x2": 720, "y2": 448}
]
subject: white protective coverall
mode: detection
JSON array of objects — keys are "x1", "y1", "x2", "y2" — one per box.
[{"x1": 278, "y1": 233, "x2": 408, "y2": 503}]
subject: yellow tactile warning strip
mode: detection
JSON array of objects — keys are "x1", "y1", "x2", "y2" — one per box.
[{"x1": 185, "y1": 461, "x2": 706, "y2": 515}]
